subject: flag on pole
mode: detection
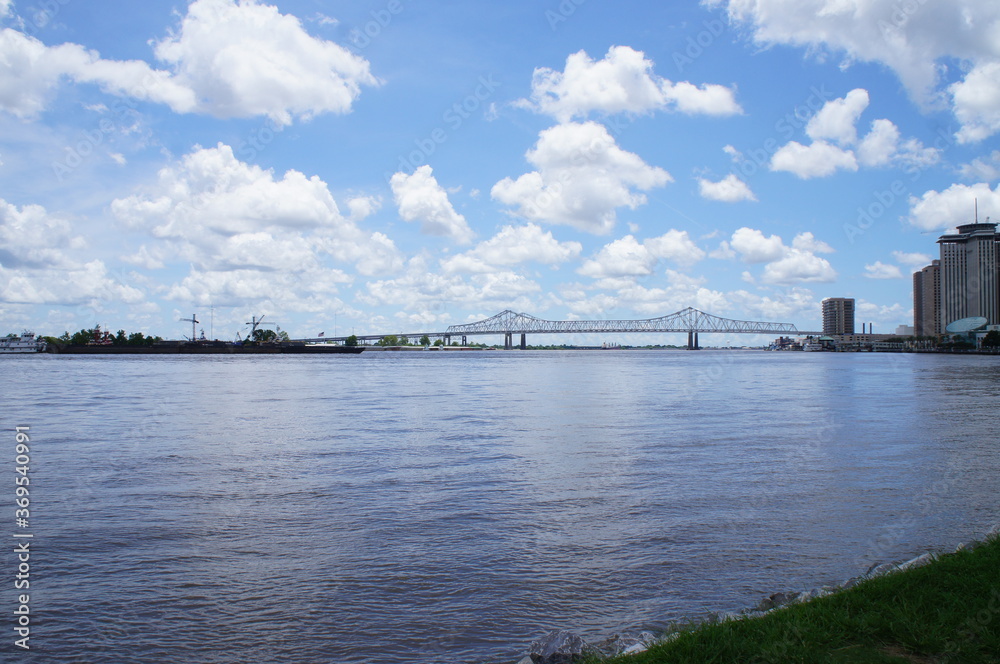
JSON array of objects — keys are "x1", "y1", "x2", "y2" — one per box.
[{"x1": 318, "y1": 332, "x2": 325, "y2": 337}]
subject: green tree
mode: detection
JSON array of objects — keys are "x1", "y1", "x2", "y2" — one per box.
[
  {"x1": 252, "y1": 329, "x2": 278, "y2": 343},
  {"x1": 419, "y1": 334, "x2": 431, "y2": 346},
  {"x1": 114, "y1": 329, "x2": 128, "y2": 345},
  {"x1": 344, "y1": 335, "x2": 359, "y2": 347},
  {"x1": 433, "y1": 339, "x2": 443, "y2": 347},
  {"x1": 69, "y1": 328, "x2": 94, "y2": 345},
  {"x1": 982, "y1": 330, "x2": 1000, "y2": 348},
  {"x1": 378, "y1": 334, "x2": 399, "y2": 347}
]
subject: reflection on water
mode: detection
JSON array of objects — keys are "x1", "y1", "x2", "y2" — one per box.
[{"x1": 5, "y1": 352, "x2": 999, "y2": 663}]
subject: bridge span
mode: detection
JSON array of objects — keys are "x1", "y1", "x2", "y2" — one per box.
[{"x1": 298, "y1": 307, "x2": 821, "y2": 349}]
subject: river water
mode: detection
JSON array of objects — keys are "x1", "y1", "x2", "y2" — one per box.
[{"x1": 2, "y1": 350, "x2": 999, "y2": 663}]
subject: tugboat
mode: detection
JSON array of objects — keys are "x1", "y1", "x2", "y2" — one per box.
[{"x1": 0, "y1": 331, "x2": 47, "y2": 354}]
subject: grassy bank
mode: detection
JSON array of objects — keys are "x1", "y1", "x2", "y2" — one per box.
[{"x1": 604, "y1": 535, "x2": 1000, "y2": 664}]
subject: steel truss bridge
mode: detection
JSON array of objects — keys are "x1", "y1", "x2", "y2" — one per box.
[{"x1": 299, "y1": 307, "x2": 819, "y2": 349}]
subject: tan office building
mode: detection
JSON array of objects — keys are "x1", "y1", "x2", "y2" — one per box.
[
  {"x1": 913, "y1": 260, "x2": 941, "y2": 336},
  {"x1": 822, "y1": 297, "x2": 855, "y2": 335}
]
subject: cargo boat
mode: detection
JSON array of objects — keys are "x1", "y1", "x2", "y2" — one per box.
[
  {"x1": 51, "y1": 341, "x2": 363, "y2": 355},
  {"x1": 0, "y1": 331, "x2": 47, "y2": 354}
]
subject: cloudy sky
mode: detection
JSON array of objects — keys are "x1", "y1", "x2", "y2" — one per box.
[{"x1": 2, "y1": 0, "x2": 999, "y2": 342}]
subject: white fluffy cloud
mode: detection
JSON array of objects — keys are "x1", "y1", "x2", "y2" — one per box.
[
  {"x1": 770, "y1": 140, "x2": 858, "y2": 179},
  {"x1": 729, "y1": 287, "x2": 820, "y2": 324},
  {"x1": 577, "y1": 230, "x2": 705, "y2": 278},
  {"x1": 697, "y1": 174, "x2": 757, "y2": 202},
  {"x1": 0, "y1": 28, "x2": 195, "y2": 119},
  {"x1": 390, "y1": 166, "x2": 475, "y2": 244},
  {"x1": 645, "y1": 229, "x2": 707, "y2": 267},
  {"x1": 441, "y1": 224, "x2": 581, "y2": 273},
  {"x1": 728, "y1": 227, "x2": 836, "y2": 285},
  {"x1": 864, "y1": 261, "x2": 904, "y2": 279},
  {"x1": 856, "y1": 118, "x2": 900, "y2": 167},
  {"x1": 110, "y1": 143, "x2": 403, "y2": 303},
  {"x1": 730, "y1": 227, "x2": 786, "y2": 263},
  {"x1": 761, "y1": 250, "x2": 837, "y2": 285},
  {"x1": 768, "y1": 88, "x2": 937, "y2": 177},
  {"x1": 958, "y1": 151, "x2": 1000, "y2": 182},
  {"x1": 153, "y1": 0, "x2": 378, "y2": 124},
  {"x1": 361, "y1": 257, "x2": 542, "y2": 314},
  {"x1": 578, "y1": 236, "x2": 658, "y2": 278},
  {"x1": 707, "y1": 0, "x2": 1000, "y2": 142},
  {"x1": 0, "y1": 199, "x2": 83, "y2": 269},
  {"x1": 906, "y1": 182, "x2": 1000, "y2": 231},
  {"x1": 517, "y1": 45, "x2": 742, "y2": 121},
  {"x1": 0, "y1": 0, "x2": 377, "y2": 123},
  {"x1": 950, "y1": 62, "x2": 1000, "y2": 143},
  {"x1": 492, "y1": 121, "x2": 672, "y2": 234},
  {"x1": 806, "y1": 88, "x2": 869, "y2": 145},
  {"x1": 0, "y1": 198, "x2": 144, "y2": 305},
  {"x1": 891, "y1": 250, "x2": 932, "y2": 268}
]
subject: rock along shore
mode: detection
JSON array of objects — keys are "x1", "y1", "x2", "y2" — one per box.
[{"x1": 510, "y1": 524, "x2": 1000, "y2": 664}]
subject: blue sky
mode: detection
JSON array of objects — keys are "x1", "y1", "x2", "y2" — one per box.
[{"x1": 2, "y1": 0, "x2": 1000, "y2": 343}]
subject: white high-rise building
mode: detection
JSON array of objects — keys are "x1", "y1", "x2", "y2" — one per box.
[{"x1": 937, "y1": 221, "x2": 999, "y2": 328}]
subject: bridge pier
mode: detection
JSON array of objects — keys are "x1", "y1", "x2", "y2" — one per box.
[
  {"x1": 520, "y1": 333, "x2": 526, "y2": 350},
  {"x1": 461, "y1": 335, "x2": 466, "y2": 346},
  {"x1": 504, "y1": 332, "x2": 512, "y2": 350},
  {"x1": 686, "y1": 331, "x2": 701, "y2": 350}
]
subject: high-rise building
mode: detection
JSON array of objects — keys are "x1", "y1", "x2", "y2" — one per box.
[
  {"x1": 822, "y1": 297, "x2": 855, "y2": 335},
  {"x1": 913, "y1": 260, "x2": 941, "y2": 336},
  {"x1": 937, "y1": 221, "x2": 999, "y2": 328}
]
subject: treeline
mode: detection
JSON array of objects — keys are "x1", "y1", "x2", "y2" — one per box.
[
  {"x1": 54, "y1": 328, "x2": 164, "y2": 346},
  {"x1": 374, "y1": 334, "x2": 481, "y2": 347}
]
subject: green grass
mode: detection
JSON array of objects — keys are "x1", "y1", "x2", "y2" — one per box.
[{"x1": 600, "y1": 536, "x2": 1000, "y2": 664}]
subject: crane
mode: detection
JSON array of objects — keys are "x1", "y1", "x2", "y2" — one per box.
[
  {"x1": 180, "y1": 314, "x2": 199, "y2": 341},
  {"x1": 244, "y1": 315, "x2": 278, "y2": 343}
]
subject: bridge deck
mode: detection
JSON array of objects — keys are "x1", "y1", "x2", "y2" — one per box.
[{"x1": 293, "y1": 307, "x2": 820, "y2": 344}]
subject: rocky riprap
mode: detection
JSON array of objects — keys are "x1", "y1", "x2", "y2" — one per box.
[{"x1": 513, "y1": 526, "x2": 1000, "y2": 664}]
